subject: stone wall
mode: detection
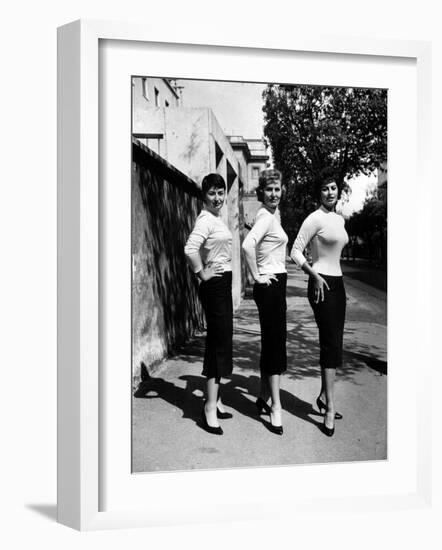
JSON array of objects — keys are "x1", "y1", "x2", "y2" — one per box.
[{"x1": 132, "y1": 140, "x2": 204, "y2": 380}]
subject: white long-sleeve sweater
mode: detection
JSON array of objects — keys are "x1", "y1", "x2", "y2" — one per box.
[
  {"x1": 242, "y1": 207, "x2": 288, "y2": 275},
  {"x1": 184, "y1": 209, "x2": 232, "y2": 273},
  {"x1": 290, "y1": 206, "x2": 348, "y2": 276}
]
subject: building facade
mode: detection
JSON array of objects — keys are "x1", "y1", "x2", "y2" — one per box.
[{"x1": 228, "y1": 135, "x2": 269, "y2": 229}]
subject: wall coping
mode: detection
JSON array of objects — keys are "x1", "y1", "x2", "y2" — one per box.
[{"x1": 132, "y1": 138, "x2": 201, "y2": 197}]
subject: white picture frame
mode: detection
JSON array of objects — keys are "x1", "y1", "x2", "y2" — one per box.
[{"x1": 57, "y1": 19, "x2": 432, "y2": 531}]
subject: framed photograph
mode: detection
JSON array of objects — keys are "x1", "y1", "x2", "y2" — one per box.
[{"x1": 57, "y1": 19, "x2": 432, "y2": 530}]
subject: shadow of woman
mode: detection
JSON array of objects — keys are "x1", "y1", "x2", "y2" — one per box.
[
  {"x1": 179, "y1": 372, "x2": 264, "y2": 424},
  {"x1": 225, "y1": 373, "x2": 324, "y2": 434},
  {"x1": 133, "y1": 363, "x2": 204, "y2": 429},
  {"x1": 179, "y1": 372, "x2": 285, "y2": 435},
  {"x1": 212, "y1": 372, "x2": 325, "y2": 433},
  {"x1": 227, "y1": 373, "x2": 324, "y2": 433},
  {"x1": 343, "y1": 349, "x2": 387, "y2": 375},
  {"x1": 134, "y1": 363, "x2": 325, "y2": 435},
  {"x1": 134, "y1": 363, "x2": 262, "y2": 433},
  {"x1": 280, "y1": 388, "x2": 323, "y2": 430}
]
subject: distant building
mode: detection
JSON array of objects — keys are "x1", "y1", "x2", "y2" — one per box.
[
  {"x1": 228, "y1": 135, "x2": 269, "y2": 229},
  {"x1": 132, "y1": 77, "x2": 181, "y2": 156}
]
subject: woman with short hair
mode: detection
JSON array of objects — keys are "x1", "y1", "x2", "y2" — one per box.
[{"x1": 185, "y1": 173, "x2": 233, "y2": 435}]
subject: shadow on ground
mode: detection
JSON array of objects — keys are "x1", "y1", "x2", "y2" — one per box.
[
  {"x1": 134, "y1": 366, "x2": 325, "y2": 435},
  {"x1": 25, "y1": 504, "x2": 57, "y2": 522}
]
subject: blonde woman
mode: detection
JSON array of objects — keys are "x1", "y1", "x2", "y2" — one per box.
[{"x1": 242, "y1": 169, "x2": 288, "y2": 435}]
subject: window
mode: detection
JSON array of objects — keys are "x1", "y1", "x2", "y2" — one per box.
[
  {"x1": 142, "y1": 77, "x2": 149, "y2": 101},
  {"x1": 133, "y1": 133, "x2": 164, "y2": 156},
  {"x1": 165, "y1": 100, "x2": 169, "y2": 107},
  {"x1": 154, "y1": 87, "x2": 160, "y2": 107},
  {"x1": 147, "y1": 138, "x2": 161, "y2": 155},
  {"x1": 252, "y1": 167, "x2": 260, "y2": 179}
]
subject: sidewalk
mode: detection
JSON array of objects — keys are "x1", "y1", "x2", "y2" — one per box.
[{"x1": 132, "y1": 263, "x2": 387, "y2": 472}]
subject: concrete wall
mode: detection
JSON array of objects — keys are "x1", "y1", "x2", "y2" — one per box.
[
  {"x1": 164, "y1": 108, "x2": 212, "y2": 184},
  {"x1": 132, "y1": 140, "x2": 204, "y2": 380},
  {"x1": 133, "y1": 106, "x2": 165, "y2": 137},
  {"x1": 231, "y1": 148, "x2": 250, "y2": 291},
  {"x1": 243, "y1": 195, "x2": 262, "y2": 228},
  {"x1": 208, "y1": 111, "x2": 243, "y2": 308}
]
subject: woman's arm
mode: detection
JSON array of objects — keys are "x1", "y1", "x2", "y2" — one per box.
[
  {"x1": 184, "y1": 217, "x2": 223, "y2": 281},
  {"x1": 290, "y1": 215, "x2": 329, "y2": 302},
  {"x1": 242, "y1": 242, "x2": 261, "y2": 282},
  {"x1": 299, "y1": 262, "x2": 330, "y2": 302},
  {"x1": 242, "y1": 213, "x2": 276, "y2": 285},
  {"x1": 184, "y1": 252, "x2": 223, "y2": 281}
]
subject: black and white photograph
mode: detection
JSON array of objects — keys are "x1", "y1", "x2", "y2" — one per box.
[{"x1": 131, "y1": 76, "x2": 387, "y2": 473}]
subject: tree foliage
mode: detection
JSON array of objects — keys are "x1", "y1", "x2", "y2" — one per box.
[
  {"x1": 346, "y1": 194, "x2": 387, "y2": 238},
  {"x1": 347, "y1": 182, "x2": 387, "y2": 263},
  {"x1": 262, "y1": 85, "x2": 387, "y2": 242}
]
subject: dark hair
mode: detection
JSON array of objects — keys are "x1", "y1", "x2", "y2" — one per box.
[
  {"x1": 256, "y1": 168, "x2": 284, "y2": 202},
  {"x1": 201, "y1": 173, "x2": 226, "y2": 196},
  {"x1": 314, "y1": 167, "x2": 343, "y2": 200}
]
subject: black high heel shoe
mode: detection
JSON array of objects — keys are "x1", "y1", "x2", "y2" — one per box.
[
  {"x1": 256, "y1": 397, "x2": 271, "y2": 415},
  {"x1": 201, "y1": 407, "x2": 223, "y2": 435},
  {"x1": 216, "y1": 407, "x2": 233, "y2": 420},
  {"x1": 316, "y1": 397, "x2": 343, "y2": 420},
  {"x1": 323, "y1": 412, "x2": 335, "y2": 437},
  {"x1": 269, "y1": 408, "x2": 283, "y2": 435}
]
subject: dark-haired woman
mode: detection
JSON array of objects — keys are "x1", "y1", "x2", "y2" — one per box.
[
  {"x1": 184, "y1": 173, "x2": 233, "y2": 435},
  {"x1": 290, "y1": 174, "x2": 348, "y2": 437},
  {"x1": 242, "y1": 168, "x2": 288, "y2": 435}
]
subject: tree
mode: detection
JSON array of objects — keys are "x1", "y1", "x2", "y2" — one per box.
[
  {"x1": 346, "y1": 187, "x2": 387, "y2": 267},
  {"x1": 262, "y1": 85, "x2": 387, "y2": 242}
]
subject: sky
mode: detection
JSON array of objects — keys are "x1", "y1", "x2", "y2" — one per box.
[
  {"x1": 341, "y1": 173, "x2": 378, "y2": 218},
  {"x1": 175, "y1": 78, "x2": 377, "y2": 216},
  {"x1": 175, "y1": 79, "x2": 266, "y2": 138}
]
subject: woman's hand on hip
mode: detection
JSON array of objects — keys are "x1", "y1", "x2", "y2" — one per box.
[
  {"x1": 313, "y1": 275, "x2": 330, "y2": 303},
  {"x1": 255, "y1": 273, "x2": 277, "y2": 286},
  {"x1": 199, "y1": 264, "x2": 224, "y2": 281}
]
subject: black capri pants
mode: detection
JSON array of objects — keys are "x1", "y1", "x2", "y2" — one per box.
[
  {"x1": 198, "y1": 271, "x2": 233, "y2": 379},
  {"x1": 308, "y1": 274, "x2": 346, "y2": 369},
  {"x1": 253, "y1": 272, "x2": 287, "y2": 376}
]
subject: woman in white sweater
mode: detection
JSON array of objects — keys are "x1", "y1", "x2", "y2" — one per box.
[
  {"x1": 290, "y1": 171, "x2": 348, "y2": 437},
  {"x1": 242, "y1": 169, "x2": 288, "y2": 435},
  {"x1": 184, "y1": 174, "x2": 233, "y2": 435}
]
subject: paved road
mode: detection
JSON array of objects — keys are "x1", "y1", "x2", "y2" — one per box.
[
  {"x1": 341, "y1": 259, "x2": 387, "y2": 292},
  {"x1": 132, "y1": 263, "x2": 387, "y2": 473}
]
